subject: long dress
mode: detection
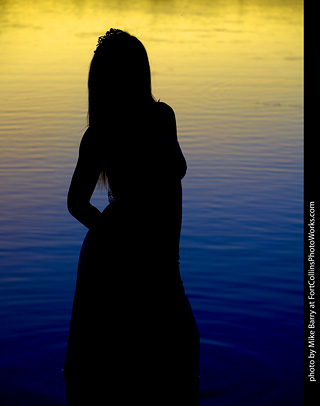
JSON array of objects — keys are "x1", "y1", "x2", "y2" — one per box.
[{"x1": 63, "y1": 102, "x2": 200, "y2": 405}]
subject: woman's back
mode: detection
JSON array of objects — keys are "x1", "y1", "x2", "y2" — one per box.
[
  {"x1": 92, "y1": 101, "x2": 187, "y2": 266},
  {"x1": 101, "y1": 102, "x2": 186, "y2": 199}
]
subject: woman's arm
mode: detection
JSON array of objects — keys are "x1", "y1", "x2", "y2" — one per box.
[{"x1": 67, "y1": 129, "x2": 102, "y2": 230}]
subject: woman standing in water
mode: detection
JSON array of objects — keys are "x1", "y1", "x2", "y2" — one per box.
[{"x1": 64, "y1": 28, "x2": 199, "y2": 405}]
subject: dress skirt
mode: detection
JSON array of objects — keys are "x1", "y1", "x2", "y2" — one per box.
[{"x1": 63, "y1": 203, "x2": 200, "y2": 405}]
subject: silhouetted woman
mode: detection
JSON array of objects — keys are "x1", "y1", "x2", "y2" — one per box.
[{"x1": 63, "y1": 28, "x2": 199, "y2": 406}]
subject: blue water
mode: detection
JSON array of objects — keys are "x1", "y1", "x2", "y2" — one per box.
[{"x1": 0, "y1": 0, "x2": 304, "y2": 405}]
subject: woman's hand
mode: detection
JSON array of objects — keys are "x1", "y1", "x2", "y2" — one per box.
[{"x1": 67, "y1": 128, "x2": 103, "y2": 230}]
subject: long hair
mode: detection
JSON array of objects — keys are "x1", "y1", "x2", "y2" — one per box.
[
  {"x1": 87, "y1": 29, "x2": 156, "y2": 187},
  {"x1": 88, "y1": 28, "x2": 156, "y2": 127}
]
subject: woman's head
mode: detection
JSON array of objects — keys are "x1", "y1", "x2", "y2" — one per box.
[{"x1": 88, "y1": 28, "x2": 155, "y2": 126}]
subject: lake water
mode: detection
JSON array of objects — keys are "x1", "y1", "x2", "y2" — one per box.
[{"x1": 0, "y1": 0, "x2": 304, "y2": 405}]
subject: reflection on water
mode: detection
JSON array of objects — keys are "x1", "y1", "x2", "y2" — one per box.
[{"x1": 0, "y1": 0, "x2": 303, "y2": 405}]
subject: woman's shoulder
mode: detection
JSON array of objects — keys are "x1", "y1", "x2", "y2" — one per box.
[
  {"x1": 79, "y1": 127, "x2": 93, "y2": 150},
  {"x1": 154, "y1": 101, "x2": 176, "y2": 130},
  {"x1": 80, "y1": 126, "x2": 103, "y2": 146},
  {"x1": 78, "y1": 126, "x2": 103, "y2": 161},
  {"x1": 156, "y1": 101, "x2": 175, "y2": 118}
]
